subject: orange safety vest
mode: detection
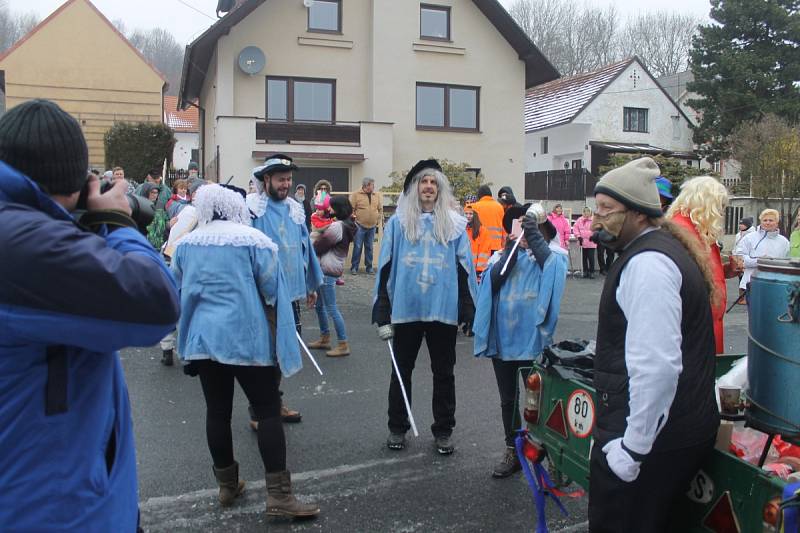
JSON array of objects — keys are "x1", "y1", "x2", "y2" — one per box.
[
  {"x1": 468, "y1": 225, "x2": 494, "y2": 274},
  {"x1": 471, "y1": 196, "x2": 506, "y2": 251}
]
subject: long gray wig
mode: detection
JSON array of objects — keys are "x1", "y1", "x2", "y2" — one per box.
[{"x1": 396, "y1": 168, "x2": 462, "y2": 245}]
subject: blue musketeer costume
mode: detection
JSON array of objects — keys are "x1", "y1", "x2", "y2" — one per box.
[
  {"x1": 372, "y1": 159, "x2": 477, "y2": 453},
  {"x1": 247, "y1": 159, "x2": 322, "y2": 305},
  {"x1": 473, "y1": 205, "x2": 568, "y2": 475}
]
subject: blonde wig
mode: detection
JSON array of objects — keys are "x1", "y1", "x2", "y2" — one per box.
[{"x1": 666, "y1": 176, "x2": 729, "y2": 245}]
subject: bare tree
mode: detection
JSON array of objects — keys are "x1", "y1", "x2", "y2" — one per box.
[
  {"x1": 128, "y1": 28, "x2": 184, "y2": 96},
  {"x1": 509, "y1": 0, "x2": 622, "y2": 76},
  {"x1": 508, "y1": 0, "x2": 698, "y2": 78},
  {"x1": 731, "y1": 114, "x2": 800, "y2": 236},
  {"x1": 618, "y1": 12, "x2": 702, "y2": 77},
  {"x1": 0, "y1": 3, "x2": 40, "y2": 54}
]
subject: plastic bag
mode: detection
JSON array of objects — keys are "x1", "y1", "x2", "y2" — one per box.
[
  {"x1": 730, "y1": 426, "x2": 779, "y2": 465},
  {"x1": 539, "y1": 339, "x2": 595, "y2": 384},
  {"x1": 715, "y1": 356, "x2": 748, "y2": 410}
]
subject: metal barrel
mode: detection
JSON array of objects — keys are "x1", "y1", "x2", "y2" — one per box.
[{"x1": 746, "y1": 258, "x2": 800, "y2": 438}]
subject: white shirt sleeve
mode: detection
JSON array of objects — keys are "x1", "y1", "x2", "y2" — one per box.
[{"x1": 616, "y1": 251, "x2": 683, "y2": 456}]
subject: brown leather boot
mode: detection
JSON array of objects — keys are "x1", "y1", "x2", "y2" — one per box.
[
  {"x1": 306, "y1": 334, "x2": 331, "y2": 350},
  {"x1": 212, "y1": 462, "x2": 245, "y2": 506},
  {"x1": 266, "y1": 470, "x2": 320, "y2": 518},
  {"x1": 326, "y1": 341, "x2": 350, "y2": 357}
]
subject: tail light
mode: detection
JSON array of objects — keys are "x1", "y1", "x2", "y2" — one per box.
[
  {"x1": 523, "y1": 435, "x2": 545, "y2": 463},
  {"x1": 762, "y1": 497, "x2": 781, "y2": 528},
  {"x1": 524, "y1": 372, "x2": 543, "y2": 424}
]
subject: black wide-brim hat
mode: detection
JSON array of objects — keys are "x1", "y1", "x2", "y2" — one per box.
[
  {"x1": 253, "y1": 153, "x2": 299, "y2": 180},
  {"x1": 403, "y1": 158, "x2": 442, "y2": 193},
  {"x1": 503, "y1": 203, "x2": 531, "y2": 234}
]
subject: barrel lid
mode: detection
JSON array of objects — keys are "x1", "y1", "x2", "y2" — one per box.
[{"x1": 757, "y1": 257, "x2": 800, "y2": 273}]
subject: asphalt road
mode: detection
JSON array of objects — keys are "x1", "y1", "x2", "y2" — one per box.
[{"x1": 128, "y1": 271, "x2": 749, "y2": 533}]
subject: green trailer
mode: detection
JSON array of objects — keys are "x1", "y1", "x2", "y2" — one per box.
[{"x1": 522, "y1": 354, "x2": 789, "y2": 532}]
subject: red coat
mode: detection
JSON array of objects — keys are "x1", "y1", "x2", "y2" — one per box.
[{"x1": 671, "y1": 213, "x2": 726, "y2": 354}]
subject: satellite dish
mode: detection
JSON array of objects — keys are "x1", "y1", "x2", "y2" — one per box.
[
  {"x1": 303, "y1": 0, "x2": 315, "y2": 7},
  {"x1": 238, "y1": 46, "x2": 266, "y2": 76}
]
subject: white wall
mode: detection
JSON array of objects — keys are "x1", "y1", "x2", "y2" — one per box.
[
  {"x1": 525, "y1": 123, "x2": 590, "y2": 173},
  {"x1": 577, "y1": 61, "x2": 694, "y2": 153},
  {"x1": 173, "y1": 131, "x2": 199, "y2": 170}
]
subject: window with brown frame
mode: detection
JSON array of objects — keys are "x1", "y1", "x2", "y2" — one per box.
[
  {"x1": 308, "y1": 0, "x2": 341, "y2": 33},
  {"x1": 416, "y1": 83, "x2": 479, "y2": 132},
  {"x1": 266, "y1": 76, "x2": 336, "y2": 123},
  {"x1": 420, "y1": 4, "x2": 450, "y2": 41}
]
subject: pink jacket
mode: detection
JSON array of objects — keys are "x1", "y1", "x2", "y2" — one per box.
[
  {"x1": 548, "y1": 213, "x2": 571, "y2": 249},
  {"x1": 572, "y1": 216, "x2": 597, "y2": 249}
]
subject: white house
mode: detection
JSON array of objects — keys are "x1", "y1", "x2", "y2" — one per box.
[
  {"x1": 177, "y1": 0, "x2": 558, "y2": 194},
  {"x1": 164, "y1": 95, "x2": 200, "y2": 171},
  {"x1": 523, "y1": 57, "x2": 697, "y2": 202}
]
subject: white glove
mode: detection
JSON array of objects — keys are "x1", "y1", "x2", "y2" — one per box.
[
  {"x1": 377, "y1": 324, "x2": 394, "y2": 341},
  {"x1": 602, "y1": 438, "x2": 641, "y2": 482}
]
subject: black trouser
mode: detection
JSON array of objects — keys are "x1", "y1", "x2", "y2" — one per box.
[
  {"x1": 197, "y1": 360, "x2": 286, "y2": 473},
  {"x1": 581, "y1": 248, "x2": 596, "y2": 275},
  {"x1": 250, "y1": 300, "x2": 303, "y2": 422},
  {"x1": 597, "y1": 244, "x2": 617, "y2": 273},
  {"x1": 588, "y1": 436, "x2": 715, "y2": 532},
  {"x1": 388, "y1": 321, "x2": 457, "y2": 437},
  {"x1": 491, "y1": 359, "x2": 531, "y2": 447}
]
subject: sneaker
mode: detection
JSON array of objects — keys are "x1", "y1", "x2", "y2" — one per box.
[
  {"x1": 386, "y1": 432, "x2": 406, "y2": 450},
  {"x1": 335, "y1": 278, "x2": 345, "y2": 286},
  {"x1": 365, "y1": 268, "x2": 375, "y2": 275},
  {"x1": 350, "y1": 269, "x2": 358, "y2": 275},
  {"x1": 435, "y1": 435, "x2": 454, "y2": 455},
  {"x1": 492, "y1": 446, "x2": 522, "y2": 478}
]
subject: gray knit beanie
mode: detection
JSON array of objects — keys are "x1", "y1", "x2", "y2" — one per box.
[
  {"x1": 0, "y1": 99, "x2": 89, "y2": 195},
  {"x1": 594, "y1": 157, "x2": 662, "y2": 217}
]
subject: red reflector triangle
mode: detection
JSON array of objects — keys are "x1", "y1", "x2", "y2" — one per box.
[
  {"x1": 703, "y1": 491, "x2": 740, "y2": 533},
  {"x1": 545, "y1": 399, "x2": 568, "y2": 439}
]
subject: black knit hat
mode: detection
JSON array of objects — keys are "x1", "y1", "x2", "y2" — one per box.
[{"x1": 0, "y1": 99, "x2": 89, "y2": 194}]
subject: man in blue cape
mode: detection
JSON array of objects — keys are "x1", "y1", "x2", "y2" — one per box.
[
  {"x1": 247, "y1": 154, "x2": 323, "y2": 426},
  {"x1": 373, "y1": 159, "x2": 477, "y2": 454}
]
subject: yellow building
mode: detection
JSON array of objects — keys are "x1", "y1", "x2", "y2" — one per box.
[{"x1": 0, "y1": 0, "x2": 167, "y2": 170}]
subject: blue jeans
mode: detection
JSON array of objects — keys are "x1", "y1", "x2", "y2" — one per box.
[
  {"x1": 315, "y1": 275, "x2": 347, "y2": 340},
  {"x1": 351, "y1": 224, "x2": 376, "y2": 272}
]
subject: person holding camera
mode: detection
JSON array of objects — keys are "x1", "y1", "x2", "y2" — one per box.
[{"x1": 0, "y1": 100, "x2": 180, "y2": 531}]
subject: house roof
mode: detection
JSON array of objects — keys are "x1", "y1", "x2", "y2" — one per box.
[
  {"x1": 179, "y1": 0, "x2": 558, "y2": 108},
  {"x1": 524, "y1": 57, "x2": 634, "y2": 133},
  {"x1": 657, "y1": 70, "x2": 694, "y2": 103},
  {"x1": 0, "y1": 0, "x2": 168, "y2": 87},
  {"x1": 164, "y1": 95, "x2": 199, "y2": 132}
]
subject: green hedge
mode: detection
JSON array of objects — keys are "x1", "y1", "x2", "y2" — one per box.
[{"x1": 104, "y1": 122, "x2": 175, "y2": 182}]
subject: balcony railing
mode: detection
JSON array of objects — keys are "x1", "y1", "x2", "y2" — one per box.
[
  {"x1": 256, "y1": 120, "x2": 361, "y2": 144},
  {"x1": 524, "y1": 168, "x2": 597, "y2": 201}
]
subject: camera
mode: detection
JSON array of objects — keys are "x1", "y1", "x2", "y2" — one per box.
[{"x1": 75, "y1": 179, "x2": 155, "y2": 234}]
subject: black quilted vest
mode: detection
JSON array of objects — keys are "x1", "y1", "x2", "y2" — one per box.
[{"x1": 594, "y1": 229, "x2": 719, "y2": 452}]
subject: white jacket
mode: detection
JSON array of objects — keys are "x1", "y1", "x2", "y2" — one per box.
[{"x1": 734, "y1": 227, "x2": 790, "y2": 289}]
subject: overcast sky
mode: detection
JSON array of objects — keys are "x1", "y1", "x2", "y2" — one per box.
[{"x1": 11, "y1": 0, "x2": 711, "y2": 46}]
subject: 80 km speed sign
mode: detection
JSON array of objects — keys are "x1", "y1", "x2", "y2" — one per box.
[{"x1": 566, "y1": 389, "x2": 595, "y2": 438}]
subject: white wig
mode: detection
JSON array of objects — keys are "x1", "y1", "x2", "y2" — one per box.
[
  {"x1": 396, "y1": 168, "x2": 461, "y2": 244},
  {"x1": 193, "y1": 184, "x2": 251, "y2": 226}
]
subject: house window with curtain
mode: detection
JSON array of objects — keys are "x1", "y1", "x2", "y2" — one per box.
[
  {"x1": 420, "y1": 4, "x2": 450, "y2": 41},
  {"x1": 416, "y1": 83, "x2": 479, "y2": 132},
  {"x1": 623, "y1": 107, "x2": 648, "y2": 133},
  {"x1": 308, "y1": 0, "x2": 341, "y2": 33},
  {"x1": 266, "y1": 76, "x2": 335, "y2": 123}
]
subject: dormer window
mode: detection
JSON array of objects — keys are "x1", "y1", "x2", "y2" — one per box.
[
  {"x1": 420, "y1": 4, "x2": 450, "y2": 41},
  {"x1": 308, "y1": 0, "x2": 341, "y2": 33}
]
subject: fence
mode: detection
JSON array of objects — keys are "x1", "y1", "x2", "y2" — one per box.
[{"x1": 524, "y1": 169, "x2": 597, "y2": 201}]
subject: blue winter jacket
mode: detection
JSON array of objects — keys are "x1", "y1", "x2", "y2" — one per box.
[{"x1": 0, "y1": 162, "x2": 180, "y2": 532}]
